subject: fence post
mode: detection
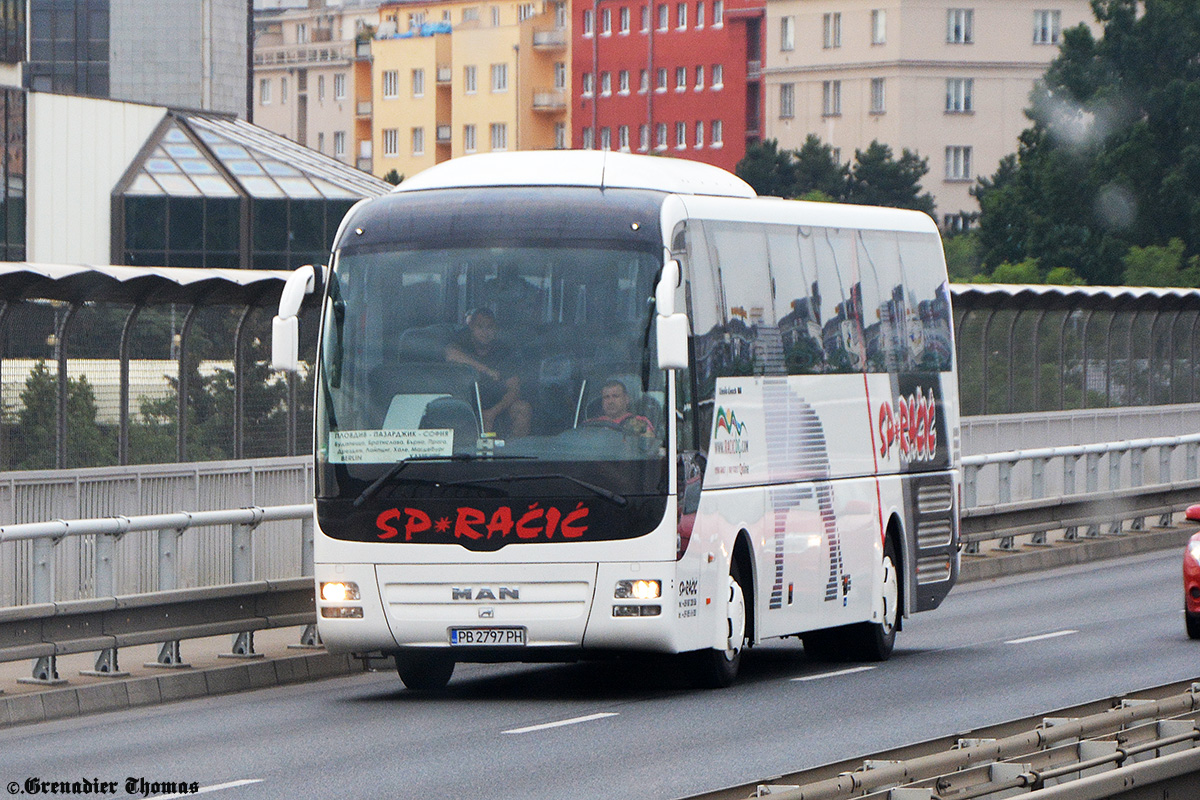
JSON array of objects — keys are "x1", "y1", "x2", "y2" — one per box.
[
  {"x1": 292, "y1": 514, "x2": 322, "y2": 649},
  {"x1": 1063, "y1": 454, "x2": 1079, "y2": 541},
  {"x1": 1030, "y1": 457, "x2": 1048, "y2": 545},
  {"x1": 82, "y1": 528, "x2": 130, "y2": 678},
  {"x1": 222, "y1": 511, "x2": 265, "y2": 659},
  {"x1": 1085, "y1": 452, "x2": 1102, "y2": 538},
  {"x1": 145, "y1": 526, "x2": 191, "y2": 669},
  {"x1": 1160, "y1": 444, "x2": 1176, "y2": 528},
  {"x1": 19, "y1": 535, "x2": 67, "y2": 685},
  {"x1": 963, "y1": 464, "x2": 979, "y2": 555},
  {"x1": 1126, "y1": 448, "x2": 1145, "y2": 532},
  {"x1": 997, "y1": 460, "x2": 1015, "y2": 550}
]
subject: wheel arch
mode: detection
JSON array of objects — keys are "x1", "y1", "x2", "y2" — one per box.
[
  {"x1": 731, "y1": 529, "x2": 756, "y2": 645},
  {"x1": 885, "y1": 512, "x2": 906, "y2": 630}
]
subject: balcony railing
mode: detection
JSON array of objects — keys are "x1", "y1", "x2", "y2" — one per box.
[
  {"x1": 253, "y1": 43, "x2": 353, "y2": 67},
  {"x1": 437, "y1": 65, "x2": 452, "y2": 84},
  {"x1": 356, "y1": 100, "x2": 372, "y2": 117},
  {"x1": 532, "y1": 29, "x2": 568, "y2": 48},
  {"x1": 747, "y1": 59, "x2": 762, "y2": 79},
  {"x1": 533, "y1": 89, "x2": 566, "y2": 110},
  {"x1": 436, "y1": 124, "x2": 452, "y2": 143}
]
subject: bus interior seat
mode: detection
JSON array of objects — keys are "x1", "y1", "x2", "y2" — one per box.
[
  {"x1": 369, "y1": 361, "x2": 480, "y2": 429},
  {"x1": 396, "y1": 323, "x2": 457, "y2": 362},
  {"x1": 418, "y1": 396, "x2": 481, "y2": 451}
]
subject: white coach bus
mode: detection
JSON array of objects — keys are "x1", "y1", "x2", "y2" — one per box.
[{"x1": 272, "y1": 151, "x2": 961, "y2": 690}]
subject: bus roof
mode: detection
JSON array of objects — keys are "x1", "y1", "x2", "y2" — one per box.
[{"x1": 392, "y1": 151, "x2": 758, "y2": 199}]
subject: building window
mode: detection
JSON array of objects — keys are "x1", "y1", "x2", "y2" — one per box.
[
  {"x1": 780, "y1": 83, "x2": 795, "y2": 118},
  {"x1": 601, "y1": 8, "x2": 611, "y2": 34},
  {"x1": 641, "y1": 5, "x2": 649, "y2": 31},
  {"x1": 713, "y1": 0, "x2": 722, "y2": 26},
  {"x1": 872, "y1": 9, "x2": 886, "y2": 44},
  {"x1": 317, "y1": 131, "x2": 325, "y2": 152},
  {"x1": 519, "y1": 3, "x2": 535, "y2": 21},
  {"x1": 711, "y1": 118, "x2": 723, "y2": 146},
  {"x1": 823, "y1": 12, "x2": 841, "y2": 48},
  {"x1": 601, "y1": 126, "x2": 612, "y2": 150},
  {"x1": 464, "y1": 124, "x2": 477, "y2": 153},
  {"x1": 463, "y1": 6, "x2": 480, "y2": 21},
  {"x1": 620, "y1": 7, "x2": 630, "y2": 33},
  {"x1": 412, "y1": 127, "x2": 425, "y2": 156},
  {"x1": 676, "y1": 121, "x2": 687, "y2": 148},
  {"x1": 694, "y1": 120, "x2": 704, "y2": 147},
  {"x1": 676, "y1": 2, "x2": 687, "y2": 29},
  {"x1": 260, "y1": 78, "x2": 271, "y2": 105},
  {"x1": 696, "y1": 1, "x2": 704, "y2": 28},
  {"x1": 412, "y1": 68, "x2": 425, "y2": 97},
  {"x1": 296, "y1": 22, "x2": 308, "y2": 43},
  {"x1": 583, "y1": 8, "x2": 594, "y2": 35},
  {"x1": 712, "y1": 63, "x2": 723, "y2": 88},
  {"x1": 822, "y1": 80, "x2": 841, "y2": 115},
  {"x1": 491, "y1": 63, "x2": 508, "y2": 92},
  {"x1": 870, "y1": 77, "x2": 885, "y2": 113},
  {"x1": 465, "y1": 65, "x2": 478, "y2": 93},
  {"x1": 281, "y1": 76, "x2": 288, "y2": 104},
  {"x1": 408, "y1": 11, "x2": 425, "y2": 30},
  {"x1": 946, "y1": 146, "x2": 972, "y2": 180},
  {"x1": 383, "y1": 128, "x2": 399, "y2": 156},
  {"x1": 656, "y1": 122, "x2": 667, "y2": 149},
  {"x1": 490, "y1": 122, "x2": 508, "y2": 150},
  {"x1": 657, "y1": 67, "x2": 668, "y2": 91},
  {"x1": 781, "y1": 16, "x2": 795, "y2": 51},
  {"x1": 640, "y1": 69, "x2": 649, "y2": 92},
  {"x1": 334, "y1": 131, "x2": 346, "y2": 157},
  {"x1": 582, "y1": 127, "x2": 594, "y2": 149},
  {"x1": 443, "y1": 10, "x2": 452, "y2": 22},
  {"x1": 947, "y1": 9, "x2": 973, "y2": 43},
  {"x1": 1033, "y1": 10, "x2": 1061, "y2": 44},
  {"x1": 491, "y1": 6, "x2": 501, "y2": 25},
  {"x1": 657, "y1": 4, "x2": 668, "y2": 30},
  {"x1": 555, "y1": 122, "x2": 567, "y2": 149},
  {"x1": 582, "y1": 72, "x2": 595, "y2": 96},
  {"x1": 555, "y1": 62, "x2": 567, "y2": 89},
  {"x1": 619, "y1": 69, "x2": 630, "y2": 93},
  {"x1": 640, "y1": 123, "x2": 650, "y2": 151},
  {"x1": 946, "y1": 78, "x2": 973, "y2": 112},
  {"x1": 676, "y1": 66, "x2": 687, "y2": 90},
  {"x1": 695, "y1": 65, "x2": 704, "y2": 89},
  {"x1": 618, "y1": 125, "x2": 630, "y2": 150},
  {"x1": 601, "y1": 71, "x2": 612, "y2": 95},
  {"x1": 334, "y1": 73, "x2": 346, "y2": 100},
  {"x1": 382, "y1": 70, "x2": 399, "y2": 99},
  {"x1": 318, "y1": 75, "x2": 326, "y2": 102}
]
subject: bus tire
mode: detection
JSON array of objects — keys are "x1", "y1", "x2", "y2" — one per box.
[
  {"x1": 692, "y1": 565, "x2": 747, "y2": 688},
  {"x1": 845, "y1": 537, "x2": 899, "y2": 661},
  {"x1": 394, "y1": 652, "x2": 455, "y2": 691}
]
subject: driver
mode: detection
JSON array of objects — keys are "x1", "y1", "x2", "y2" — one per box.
[
  {"x1": 587, "y1": 380, "x2": 655, "y2": 437},
  {"x1": 445, "y1": 308, "x2": 531, "y2": 438}
]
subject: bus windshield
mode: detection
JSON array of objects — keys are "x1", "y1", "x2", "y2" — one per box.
[{"x1": 316, "y1": 243, "x2": 669, "y2": 502}]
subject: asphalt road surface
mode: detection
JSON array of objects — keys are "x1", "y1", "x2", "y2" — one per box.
[{"x1": 2, "y1": 549, "x2": 1195, "y2": 800}]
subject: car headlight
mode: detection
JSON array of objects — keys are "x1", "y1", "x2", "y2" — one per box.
[
  {"x1": 1188, "y1": 541, "x2": 1200, "y2": 565},
  {"x1": 615, "y1": 579, "x2": 661, "y2": 599},
  {"x1": 320, "y1": 581, "x2": 361, "y2": 602}
]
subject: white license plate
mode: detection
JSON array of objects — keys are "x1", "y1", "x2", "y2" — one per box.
[{"x1": 449, "y1": 627, "x2": 527, "y2": 646}]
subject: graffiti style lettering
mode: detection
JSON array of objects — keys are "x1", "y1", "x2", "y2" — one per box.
[
  {"x1": 878, "y1": 387, "x2": 939, "y2": 463},
  {"x1": 515, "y1": 504, "x2": 545, "y2": 539},
  {"x1": 376, "y1": 508, "x2": 401, "y2": 540},
  {"x1": 405, "y1": 508, "x2": 432, "y2": 540},
  {"x1": 561, "y1": 502, "x2": 590, "y2": 538},
  {"x1": 454, "y1": 506, "x2": 485, "y2": 540},
  {"x1": 487, "y1": 506, "x2": 514, "y2": 539}
]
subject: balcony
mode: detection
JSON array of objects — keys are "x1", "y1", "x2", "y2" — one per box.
[
  {"x1": 436, "y1": 124, "x2": 452, "y2": 144},
  {"x1": 747, "y1": 59, "x2": 762, "y2": 79},
  {"x1": 357, "y1": 157, "x2": 373, "y2": 173},
  {"x1": 356, "y1": 100, "x2": 372, "y2": 117},
  {"x1": 437, "y1": 65, "x2": 452, "y2": 84},
  {"x1": 355, "y1": 40, "x2": 372, "y2": 59},
  {"x1": 253, "y1": 42, "x2": 353, "y2": 67},
  {"x1": 533, "y1": 89, "x2": 566, "y2": 111},
  {"x1": 532, "y1": 29, "x2": 568, "y2": 49}
]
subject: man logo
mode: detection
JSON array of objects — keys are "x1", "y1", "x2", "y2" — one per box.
[{"x1": 452, "y1": 587, "x2": 520, "y2": 601}]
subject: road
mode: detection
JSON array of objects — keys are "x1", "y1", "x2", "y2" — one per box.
[{"x1": 2, "y1": 549, "x2": 1195, "y2": 800}]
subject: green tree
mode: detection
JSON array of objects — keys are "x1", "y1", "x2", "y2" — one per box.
[
  {"x1": 942, "y1": 230, "x2": 985, "y2": 281},
  {"x1": 13, "y1": 360, "x2": 114, "y2": 469},
  {"x1": 383, "y1": 169, "x2": 404, "y2": 185},
  {"x1": 1122, "y1": 237, "x2": 1200, "y2": 286},
  {"x1": 793, "y1": 135, "x2": 848, "y2": 199},
  {"x1": 844, "y1": 141, "x2": 936, "y2": 215},
  {"x1": 976, "y1": 0, "x2": 1200, "y2": 284},
  {"x1": 735, "y1": 139, "x2": 799, "y2": 197}
]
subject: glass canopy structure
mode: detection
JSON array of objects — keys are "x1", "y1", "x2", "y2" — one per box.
[{"x1": 114, "y1": 111, "x2": 390, "y2": 270}]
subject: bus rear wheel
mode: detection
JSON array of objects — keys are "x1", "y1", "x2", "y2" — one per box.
[
  {"x1": 844, "y1": 538, "x2": 899, "y2": 661},
  {"x1": 692, "y1": 567, "x2": 747, "y2": 688},
  {"x1": 394, "y1": 652, "x2": 455, "y2": 691}
]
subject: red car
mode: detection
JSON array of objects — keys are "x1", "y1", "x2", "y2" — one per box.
[{"x1": 1185, "y1": 504, "x2": 1200, "y2": 639}]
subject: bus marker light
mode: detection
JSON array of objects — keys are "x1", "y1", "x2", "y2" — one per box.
[
  {"x1": 321, "y1": 607, "x2": 364, "y2": 619},
  {"x1": 613, "y1": 605, "x2": 640, "y2": 617},
  {"x1": 320, "y1": 581, "x2": 360, "y2": 602},
  {"x1": 615, "y1": 579, "x2": 661, "y2": 599}
]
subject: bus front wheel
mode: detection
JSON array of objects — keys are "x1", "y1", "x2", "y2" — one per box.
[
  {"x1": 845, "y1": 538, "x2": 899, "y2": 661},
  {"x1": 692, "y1": 567, "x2": 747, "y2": 688},
  {"x1": 394, "y1": 652, "x2": 455, "y2": 691}
]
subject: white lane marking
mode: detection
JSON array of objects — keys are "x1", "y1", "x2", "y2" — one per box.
[
  {"x1": 791, "y1": 666, "x2": 876, "y2": 682},
  {"x1": 502, "y1": 712, "x2": 619, "y2": 734},
  {"x1": 1006, "y1": 629, "x2": 1078, "y2": 645},
  {"x1": 154, "y1": 779, "x2": 263, "y2": 799}
]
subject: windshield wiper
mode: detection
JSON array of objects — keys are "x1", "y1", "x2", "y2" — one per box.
[
  {"x1": 352, "y1": 454, "x2": 534, "y2": 507},
  {"x1": 442, "y1": 473, "x2": 628, "y2": 507}
]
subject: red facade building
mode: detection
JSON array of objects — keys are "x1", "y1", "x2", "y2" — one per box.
[{"x1": 571, "y1": 0, "x2": 763, "y2": 173}]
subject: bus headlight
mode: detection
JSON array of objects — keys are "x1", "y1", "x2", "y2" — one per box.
[
  {"x1": 320, "y1": 581, "x2": 361, "y2": 602},
  {"x1": 615, "y1": 579, "x2": 661, "y2": 600}
]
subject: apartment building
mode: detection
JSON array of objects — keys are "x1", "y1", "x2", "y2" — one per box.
[
  {"x1": 254, "y1": 1, "x2": 382, "y2": 168},
  {"x1": 763, "y1": 0, "x2": 1097, "y2": 227},
  {"x1": 370, "y1": 0, "x2": 569, "y2": 180},
  {"x1": 572, "y1": 0, "x2": 764, "y2": 173}
]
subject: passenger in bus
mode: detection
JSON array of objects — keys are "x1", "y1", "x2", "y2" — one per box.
[
  {"x1": 587, "y1": 380, "x2": 656, "y2": 437},
  {"x1": 444, "y1": 308, "x2": 532, "y2": 437}
]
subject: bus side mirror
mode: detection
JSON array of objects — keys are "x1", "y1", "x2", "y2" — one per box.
[
  {"x1": 657, "y1": 313, "x2": 689, "y2": 370},
  {"x1": 272, "y1": 264, "x2": 318, "y2": 372}
]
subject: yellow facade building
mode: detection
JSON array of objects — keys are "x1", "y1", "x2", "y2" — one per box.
[{"x1": 371, "y1": 0, "x2": 570, "y2": 180}]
